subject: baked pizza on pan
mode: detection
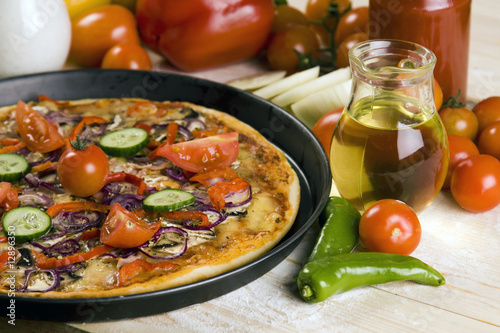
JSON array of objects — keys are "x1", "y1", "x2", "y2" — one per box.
[{"x1": 0, "y1": 97, "x2": 300, "y2": 298}]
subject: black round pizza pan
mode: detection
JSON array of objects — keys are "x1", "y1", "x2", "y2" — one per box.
[{"x1": 0, "y1": 69, "x2": 331, "y2": 322}]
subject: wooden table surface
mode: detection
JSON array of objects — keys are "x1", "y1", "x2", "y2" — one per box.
[{"x1": 10, "y1": 0, "x2": 500, "y2": 332}]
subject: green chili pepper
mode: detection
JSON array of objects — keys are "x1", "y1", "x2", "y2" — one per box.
[
  {"x1": 297, "y1": 252, "x2": 446, "y2": 303},
  {"x1": 306, "y1": 196, "x2": 361, "y2": 262}
]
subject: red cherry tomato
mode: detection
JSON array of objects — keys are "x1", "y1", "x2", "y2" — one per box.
[
  {"x1": 57, "y1": 143, "x2": 110, "y2": 197},
  {"x1": 15, "y1": 101, "x2": 65, "y2": 153},
  {"x1": 266, "y1": 25, "x2": 320, "y2": 75},
  {"x1": 439, "y1": 107, "x2": 479, "y2": 141},
  {"x1": 157, "y1": 132, "x2": 240, "y2": 173},
  {"x1": 100, "y1": 203, "x2": 160, "y2": 248},
  {"x1": 334, "y1": 6, "x2": 369, "y2": 45},
  {"x1": 136, "y1": 0, "x2": 274, "y2": 72},
  {"x1": 311, "y1": 107, "x2": 344, "y2": 156},
  {"x1": 473, "y1": 96, "x2": 500, "y2": 133},
  {"x1": 359, "y1": 199, "x2": 422, "y2": 255},
  {"x1": 478, "y1": 121, "x2": 500, "y2": 159},
  {"x1": 443, "y1": 135, "x2": 480, "y2": 189},
  {"x1": 336, "y1": 32, "x2": 369, "y2": 69},
  {"x1": 101, "y1": 44, "x2": 152, "y2": 70},
  {"x1": 271, "y1": 5, "x2": 309, "y2": 33},
  {"x1": 70, "y1": 5, "x2": 140, "y2": 67},
  {"x1": 450, "y1": 154, "x2": 500, "y2": 213}
]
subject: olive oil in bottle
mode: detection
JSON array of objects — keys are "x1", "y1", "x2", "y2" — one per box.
[{"x1": 330, "y1": 93, "x2": 448, "y2": 212}]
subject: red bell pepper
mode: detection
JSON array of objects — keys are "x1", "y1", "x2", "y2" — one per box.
[{"x1": 135, "y1": 0, "x2": 275, "y2": 71}]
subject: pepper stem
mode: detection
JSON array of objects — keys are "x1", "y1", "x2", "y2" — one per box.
[{"x1": 300, "y1": 285, "x2": 314, "y2": 299}]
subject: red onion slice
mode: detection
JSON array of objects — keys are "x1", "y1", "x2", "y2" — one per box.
[
  {"x1": 18, "y1": 193, "x2": 55, "y2": 208},
  {"x1": 23, "y1": 173, "x2": 65, "y2": 194},
  {"x1": 224, "y1": 185, "x2": 252, "y2": 207},
  {"x1": 19, "y1": 269, "x2": 60, "y2": 293},
  {"x1": 138, "y1": 226, "x2": 188, "y2": 260},
  {"x1": 182, "y1": 206, "x2": 227, "y2": 230}
]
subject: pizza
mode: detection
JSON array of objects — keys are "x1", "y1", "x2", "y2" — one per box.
[{"x1": 0, "y1": 97, "x2": 300, "y2": 298}]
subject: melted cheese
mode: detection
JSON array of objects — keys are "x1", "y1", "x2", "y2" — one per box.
[{"x1": 64, "y1": 259, "x2": 117, "y2": 292}]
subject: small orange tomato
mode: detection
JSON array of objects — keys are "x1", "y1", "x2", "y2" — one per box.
[
  {"x1": 439, "y1": 107, "x2": 479, "y2": 141},
  {"x1": 434, "y1": 79, "x2": 443, "y2": 110},
  {"x1": 311, "y1": 107, "x2": 344, "y2": 156},
  {"x1": 473, "y1": 96, "x2": 500, "y2": 133},
  {"x1": 336, "y1": 32, "x2": 369, "y2": 69},
  {"x1": 359, "y1": 199, "x2": 421, "y2": 255},
  {"x1": 101, "y1": 44, "x2": 153, "y2": 70},
  {"x1": 271, "y1": 5, "x2": 309, "y2": 33},
  {"x1": 70, "y1": 5, "x2": 140, "y2": 67},
  {"x1": 477, "y1": 121, "x2": 500, "y2": 160},
  {"x1": 305, "y1": 0, "x2": 351, "y2": 47},
  {"x1": 334, "y1": 6, "x2": 369, "y2": 46},
  {"x1": 443, "y1": 135, "x2": 479, "y2": 189}
]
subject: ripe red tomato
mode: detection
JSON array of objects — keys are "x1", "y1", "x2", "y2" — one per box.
[
  {"x1": 305, "y1": 0, "x2": 351, "y2": 47},
  {"x1": 266, "y1": 25, "x2": 320, "y2": 74},
  {"x1": 334, "y1": 6, "x2": 369, "y2": 46},
  {"x1": 271, "y1": 5, "x2": 309, "y2": 33},
  {"x1": 100, "y1": 203, "x2": 158, "y2": 248},
  {"x1": 15, "y1": 101, "x2": 65, "y2": 153},
  {"x1": 101, "y1": 44, "x2": 152, "y2": 70},
  {"x1": 359, "y1": 199, "x2": 422, "y2": 255},
  {"x1": 0, "y1": 182, "x2": 11, "y2": 203},
  {"x1": 336, "y1": 32, "x2": 369, "y2": 68},
  {"x1": 443, "y1": 135, "x2": 479, "y2": 189},
  {"x1": 57, "y1": 143, "x2": 110, "y2": 197},
  {"x1": 311, "y1": 107, "x2": 344, "y2": 156},
  {"x1": 473, "y1": 96, "x2": 500, "y2": 133},
  {"x1": 439, "y1": 107, "x2": 479, "y2": 141},
  {"x1": 477, "y1": 121, "x2": 500, "y2": 160},
  {"x1": 451, "y1": 154, "x2": 500, "y2": 213},
  {"x1": 136, "y1": 0, "x2": 274, "y2": 72},
  {"x1": 157, "y1": 132, "x2": 240, "y2": 173},
  {"x1": 69, "y1": 5, "x2": 140, "y2": 67}
]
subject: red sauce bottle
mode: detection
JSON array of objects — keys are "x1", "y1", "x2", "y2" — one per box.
[{"x1": 368, "y1": 0, "x2": 472, "y2": 103}]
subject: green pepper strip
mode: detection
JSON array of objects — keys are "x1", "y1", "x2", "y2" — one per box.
[
  {"x1": 306, "y1": 196, "x2": 361, "y2": 262},
  {"x1": 297, "y1": 252, "x2": 446, "y2": 303}
]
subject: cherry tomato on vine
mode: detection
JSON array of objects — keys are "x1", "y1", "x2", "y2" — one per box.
[
  {"x1": 311, "y1": 107, "x2": 344, "y2": 156},
  {"x1": 57, "y1": 140, "x2": 110, "y2": 197},
  {"x1": 271, "y1": 5, "x2": 309, "y2": 33},
  {"x1": 477, "y1": 121, "x2": 500, "y2": 160},
  {"x1": 101, "y1": 44, "x2": 152, "y2": 70},
  {"x1": 443, "y1": 135, "x2": 479, "y2": 189},
  {"x1": 473, "y1": 96, "x2": 500, "y2": 133},
  {"x1": 336, "y1": 32, "x2": 368, "y2": 68},
  {"x1": 451, "y1": 154, "x2": 500, "y2": 213},
  {"x1": 359, "y1": 199, "x2": 421, "y2": 255},
  {"x1": 266, "y1": 25, "x2": 320, "y2": 74},
  {"x1": 439, "y1": 106, "x2": 479, "y2": 141},
  {"x1": 69, "y1": 5, "x2": 140, "y2": 67},
  {"x1": 334, "y1": 6, "x2": 369, "y2": 46},
  {"x1": 305, "y1": 0, "x2": 351, "y2": 47}
]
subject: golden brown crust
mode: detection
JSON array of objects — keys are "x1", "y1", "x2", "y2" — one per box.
[{"x1": 0, "y1": 98, "x2": 300, "y2": 298}]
